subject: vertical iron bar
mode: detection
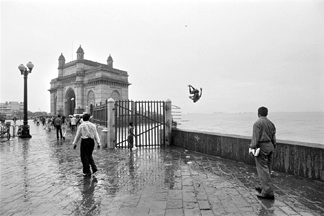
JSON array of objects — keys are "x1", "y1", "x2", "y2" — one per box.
[
  {"x1": 151, "y1": 101, "x2": 153, "y2": 147},
  {"x1": 163, "y1": 101, "x2": 165, "y2": 146},
  {"x1": 145, "y1": 101, "x2": 148, "y2": 147},
  {"x1": 118, "y1": 101, "x2": 120, "y2": 148},
  {"x1": 127, "y1": 100, "x2": 130, "y2": 149},
  {"x1": 154, "y1": 101, "x2": 157, "y2": 146},
  {"x1": 141, "y1": 101, "x2": 144, "y2": 147},
  {"x1": 158, "y1": 101, "x2": 160, "y2": 146},
  {"x1": 134, "y1": 101, "x2": 137, "y2": 148},
  {"x1": 124, "y1": 100, "x2": 126, "y2": 148},
  {"x1": 137, "y1": 102, "x2": 140, "y2": 147},
  {"x1": 138, "y1": 101, "x2": 141, "y2": 147},
  {"x1": 148, "y1": 101, "x2": 151, "y2": 147},
  {"x1": 136, "y1": 101, "x2": 142, "y2": 146},
  {"x1": 121, "y1": 100, "x2": 123, "y2": 148},
  {"x1": 159, "y1": 101, "x2": 161, "y2": 146},
  {"x1": 114, "y1": 101, "x2": 117, "y2": 147},
  {"x1": 105, "y1": 100, "x2": 107, "y2": 128}
]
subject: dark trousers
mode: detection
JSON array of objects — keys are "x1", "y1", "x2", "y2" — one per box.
[
  {"x1": 71, "y1": 125, "x2": 76, "y2": 132},
  {"x1": 255, "y1": 142, "x2": 275, "y2": 196},
  {"x1": 56, "y1": 126, "x2": 63, "y2": 139},
  {"x1": 80, "y1": 138, "x2": 97, "y2": 174},
  {"x1": 128, "y1": 135, "x2": 134, "y2": 151}
]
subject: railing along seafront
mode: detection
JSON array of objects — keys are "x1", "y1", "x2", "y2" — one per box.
[{"x1": 171, "y1": 128, "x2": 324, "y2": 182}]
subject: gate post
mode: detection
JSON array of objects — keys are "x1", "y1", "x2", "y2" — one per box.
[
  {"x1": 165, "y1": 99, "x2": 172, "y2": 146},
  {"x1": 107, "y1": 98, "x2": 115, "y2": 149}
]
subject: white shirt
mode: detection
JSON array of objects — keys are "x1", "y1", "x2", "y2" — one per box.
[
  {"x1": 72, "y1": 121, "x2": 100, "y2": 146},
  {"x1": 71, "y1": 117, "x2": 76, "y2": 125}
]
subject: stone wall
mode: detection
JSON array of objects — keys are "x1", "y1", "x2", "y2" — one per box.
[{"x1": 171, "y1": 128, "x2": 324, "y2": 181}]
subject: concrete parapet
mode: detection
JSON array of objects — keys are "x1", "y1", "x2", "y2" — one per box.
[
  {"x1": 96, "y1": 125, "x2": 108, "y2": 148},
  {"x1": 101, "y1": 129, "x2": 108, "y2": 148},
  {"x1": 171, "y1": 128, "x2": 324, "y2": 181}
]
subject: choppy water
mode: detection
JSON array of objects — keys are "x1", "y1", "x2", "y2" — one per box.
[{"x1": 177, "y1": 112, "x2": 324, "y2": 144}]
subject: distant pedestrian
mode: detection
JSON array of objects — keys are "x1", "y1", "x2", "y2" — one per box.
[
  {"x1": 46, "y1": 117, "x2": 52, "y2": 131},
  {"x1": 72, "y1": 113, "x2": 100, "y2": 177},
  {"x1": 76, "y1": 115, "x2": 83, "y2": 128},
  {"x1": 71, "y1": 116, "x2": 76, "y2": 132},
  {"x1": 127, "y1": 122, "x2": 135, "y2": 152},
  {"x1": 250, "y1": 106, "x2": 276, "y2": 200},
  {"x1": 54, "y1": 115, "x2": 63, "y2": 140},
  {"x1": 61, "y1": 116, "x2": 67, "y2": 140}
]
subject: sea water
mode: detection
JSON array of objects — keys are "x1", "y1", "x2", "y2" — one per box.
[{"x1": 177, "y1": 112, "x2": 324, "y2": 145}]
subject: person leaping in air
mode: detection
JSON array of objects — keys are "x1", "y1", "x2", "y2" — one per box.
[{"x1": 188, "y1": 85, "x2": 202, "y2": 103}]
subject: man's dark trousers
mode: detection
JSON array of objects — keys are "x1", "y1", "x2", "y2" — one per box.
[
  {"x1": 56, "y1": 126, "x2": 63, "y2": 139},
  {"x1": 255, "y1": 142, "x2": 275, "y2": 196},
  {"x1": 80, "y1": 138, "x2": 97, "y2": 174}
]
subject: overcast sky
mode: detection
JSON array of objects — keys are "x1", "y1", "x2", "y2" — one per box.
[{"x1": 1, "y1": 0, "x2": 323, "y2": 114}]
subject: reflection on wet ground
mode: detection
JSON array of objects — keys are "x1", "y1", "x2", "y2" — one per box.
[{"x1": 0, "y1": 121, "x2": 323, "y2": 215}]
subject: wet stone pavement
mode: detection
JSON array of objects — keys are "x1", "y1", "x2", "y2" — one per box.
[{"x1": 1, "y1": 122, "x2": 323, "y2": 216}]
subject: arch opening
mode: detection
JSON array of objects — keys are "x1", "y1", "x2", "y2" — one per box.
[
  {"x1": 65, "y1": 88, "x2": 76, "y2": 116},
  {"x1": 87, "y1": 90, "x2": 95, "y2": 116}
]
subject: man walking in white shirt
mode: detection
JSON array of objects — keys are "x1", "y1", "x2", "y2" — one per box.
[{"x1": 72, "y1": 113, "x2": 101, "y2": 177}]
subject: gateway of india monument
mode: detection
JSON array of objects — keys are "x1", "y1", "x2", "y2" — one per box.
[{"x1": 49, "y1": 46, "x2": 130, "y2": 116}]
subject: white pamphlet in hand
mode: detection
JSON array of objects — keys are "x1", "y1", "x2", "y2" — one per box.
[{"x1": 249, "y1": 148, "x2": 260, "y2": 156}]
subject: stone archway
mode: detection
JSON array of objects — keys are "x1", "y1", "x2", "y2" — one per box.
[
  {"x1": 87, "y1": 90, "x2": 95, "y2": 115},
  {"x1": 90, "y1": 104, "x2": 94, "y2": 116},
  {"x1": 65, "y1": 88, "x2": 76, "y2": 116},
  {"x1": 110, "y1": 90, "x2": 120, "y2": 101}
]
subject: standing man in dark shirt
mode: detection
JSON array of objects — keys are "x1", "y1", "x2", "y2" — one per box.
[
  {"x1": 55, "y1": 115, "x2": 63, "y2": 140},
  {"x1": 250, "y1": 106, "x2": 276, "y2": 199}
]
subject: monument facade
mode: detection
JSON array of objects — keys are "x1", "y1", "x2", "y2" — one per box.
[{"x1": 49, "y1": 46, "x2": 130, "y2": 116}]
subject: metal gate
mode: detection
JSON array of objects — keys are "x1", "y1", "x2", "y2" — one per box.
[{"x1": 115, "y1": 100, "x2": 166, "y2": 148}]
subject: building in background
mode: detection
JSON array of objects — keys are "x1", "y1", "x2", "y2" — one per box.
[
  {"x1": 48, "y1": 45, "x2": 130, "y2": 116},
  {"x1": 0, "y1": 101, "x2": 24, "y2": 117}
]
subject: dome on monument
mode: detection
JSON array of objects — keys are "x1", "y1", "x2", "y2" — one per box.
[
  {"x1": 76, "y1": 45, "x2": 84, "y2": 54},
  {"x1": 58, "y1": 53, "x2": 65, "y2": 61},
  {"x1": 107, "y1": 54, "x2": 113, "y2": 61}
]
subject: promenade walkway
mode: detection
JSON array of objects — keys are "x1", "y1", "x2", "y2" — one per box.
[{"x1": 0, "y1": 121, "x2": 323, "y2": 216}]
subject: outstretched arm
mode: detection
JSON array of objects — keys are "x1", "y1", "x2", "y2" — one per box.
[{"x1": 188, "y1": 85, "x2": 196, "y2": 94}]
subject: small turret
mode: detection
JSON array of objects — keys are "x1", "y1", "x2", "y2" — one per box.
[
  {"x1": 107, "y1": 54, "x2": 113, "y2": 68},
  {"x1": 76, "y1": 45, "x2": 84, "y2": 60},
  {"x1": 58, "y1": 53, "x2": 65, "y2": 68}
]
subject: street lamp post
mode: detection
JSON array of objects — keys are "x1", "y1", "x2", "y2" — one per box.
[
  {"x1": 71, "y1": 98, "x2": 74, "y2": 115},
  {"x1": 18, "y1": 61, "x2": 34, "y2": 138}
]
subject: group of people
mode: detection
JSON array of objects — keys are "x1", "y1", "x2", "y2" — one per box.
[
  {"x1": 31, "y1": 113, "x2": 101, "y2": 178},
  {"x1": 52, "y1": 115, "x2": 84, "y2": 140},
  {"x1": 33, "y1": 115, "x2": 84, "y2": 139}
]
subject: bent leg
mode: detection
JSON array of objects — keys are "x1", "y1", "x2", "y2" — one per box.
[
  {"x1": 85, "y1": 139, "x2": 97, "y2": 173},
  {"x1": 81, "y1": 140, "x2": 91, "y2": 174},
  {"x1": 56, "y1": 127, "x2": 59, "y2": 139}
]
